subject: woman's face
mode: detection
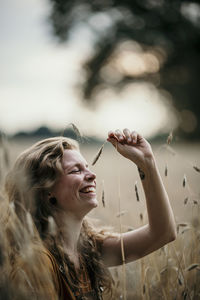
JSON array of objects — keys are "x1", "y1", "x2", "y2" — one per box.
[{"x1": 51, "y1": 149, "x2": 97, "y2": 218}]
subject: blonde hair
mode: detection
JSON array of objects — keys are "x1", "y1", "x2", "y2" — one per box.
[
  {"x1": 0, "y1": 137, "x2": 113, "y2": 299},
  {"x1": 5, "y1": 137, "x2": 79, "y2": 237}
]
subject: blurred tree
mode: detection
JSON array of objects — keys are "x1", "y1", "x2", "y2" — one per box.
[{"x1": 48, "y1": 0, "x2": 200, "y2": 139}]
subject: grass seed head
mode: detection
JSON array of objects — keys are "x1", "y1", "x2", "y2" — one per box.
[
  {"x1": 186, "y1": 263, "x2": 199, "y2": 271},
  {"x1": 193, "y1": 165, "x2": 200, "y2": 173},
  {"x1": 178, "y1": 223, "x2": 188, "y2": 227},
  {"x1": 177, "y1": 223, "x2": 190, "y2": 233},
  {"x1": 70, "y1": 123, "x2": 82, "y2": 141},
  {"x1": 181, "y1": 228, "x2": 190, "y2": 234},
  {"x1": 167, "y1": 131, "x2": 173, "y2": 145},
  {"x1": 143, "y1": 284, "x2": 146, "y2": 294},
  {"x1": 178, "y1": 276, "x2": 183, "y2": 286},
  {"x1": 101, "y1": 189, "x2": 105, "y2": 208},
  {"x1": 135, "y1": 181, "x2": 140, "y2": 201},
  {"x1": 92, "y1": 144, "x2": 104, "y2": 165},
  {"x1": 127, "y1": 226, "x2": 134, "y2": 231},
  {"x1": 182, "y1": 291, "x2": 187, "y2": 300},
  {"x1": 116, "y1": 210, "x2": 127, "y2": 218},
  {"x1": 61, "y1": 123, "x2": 83, "y2": 142},
  {"x1": 101, "y1": 180, "x2": 105, "y2": 207},
  {"x1": 183, "y1": 174, "x2": 187, "y2": 187},
  {"x1": 165, "y1": 165, "x2": 168, "y2": 177}
]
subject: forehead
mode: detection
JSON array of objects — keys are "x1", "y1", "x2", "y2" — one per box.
[{"x1": 62, "y1": 149, "x2": 87, "y2": 168}]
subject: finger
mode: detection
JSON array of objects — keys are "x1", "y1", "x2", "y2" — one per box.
[
  {"x1": 123, "y1": 128, "x2": 132, "y2": 143},
  {"x1": 108, "y1": 130, "x2": 119, "y2": 142},
  {"x1": 130, "y1": 131, "x2": 138, "y2": 143},
  {"x1": 114, "y1": 129, "x2": 125, "y2": 142}
]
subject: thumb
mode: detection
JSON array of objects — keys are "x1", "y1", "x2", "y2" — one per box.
[{"x1": 107, "y1": 137, "x2": 118, "y2": 148}]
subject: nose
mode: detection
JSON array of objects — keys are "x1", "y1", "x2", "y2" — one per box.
[{"x1": 85, "y1": 169, "x2": 96, "y2": 181}]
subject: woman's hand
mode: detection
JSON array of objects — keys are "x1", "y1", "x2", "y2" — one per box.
[{"x1": 107, "y1": 129, "x2": 154, "y2": 169}]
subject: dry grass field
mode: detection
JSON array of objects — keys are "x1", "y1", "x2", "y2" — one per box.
[
  {"x1": 1, "y1": 137, "x2": 200, "y2": 299},
  {"x1": 85, "y1": 140, "x2": 200, "y2": 300}
]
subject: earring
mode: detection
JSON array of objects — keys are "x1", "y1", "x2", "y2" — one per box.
[{"x1": 49, "y1": 197, "x2": 57, "y2": 205}]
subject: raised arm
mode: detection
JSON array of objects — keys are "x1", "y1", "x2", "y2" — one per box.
[{"x1": 101, "y1": 129, "x2": 177, "y2": 267}]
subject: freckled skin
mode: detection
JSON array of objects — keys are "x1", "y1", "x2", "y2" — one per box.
[{"x1": 51, "y1": 150, "x2": 97, "y2": 219}]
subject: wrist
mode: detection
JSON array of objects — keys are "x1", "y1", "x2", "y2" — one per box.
[{"x1": 137, "y1": 154, "x2": 156, "y2": 173}]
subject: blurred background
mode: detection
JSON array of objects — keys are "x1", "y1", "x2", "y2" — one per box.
[
  {"x1": 0, "y1": 0, "x2": 200, "y2": 141},
  {"x1": 1, "y1": 2, "x2": 200, "y2": 298}
]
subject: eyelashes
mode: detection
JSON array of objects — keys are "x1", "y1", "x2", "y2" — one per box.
[{"x1": 70, "y1": 169, "x2": 81, "y2": 174}]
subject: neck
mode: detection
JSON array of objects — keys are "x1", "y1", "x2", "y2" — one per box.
[{"x1": 55, "y1": 211, "x2": 83, "y2": 256}]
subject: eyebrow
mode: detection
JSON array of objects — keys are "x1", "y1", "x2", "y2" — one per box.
[{"x1": 64, "y1": 162, "x2": 89, "y2": 170}]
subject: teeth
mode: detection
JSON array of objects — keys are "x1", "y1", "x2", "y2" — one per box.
[{"x1": 81, "y1": 186, "x2": 95, "y2": 193}]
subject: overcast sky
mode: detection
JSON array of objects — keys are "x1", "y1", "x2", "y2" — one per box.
[{"x1": 0, "y1": 0, "x2": 178, "y2": 139}]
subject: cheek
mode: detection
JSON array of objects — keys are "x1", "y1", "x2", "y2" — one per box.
[{"x1": 54, "y1": 177, "x2": 82, "y2": 201}]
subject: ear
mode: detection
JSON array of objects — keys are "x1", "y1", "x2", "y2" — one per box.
[{"x1": 49, "y1": 197, "x2": 57, "y2": 205}]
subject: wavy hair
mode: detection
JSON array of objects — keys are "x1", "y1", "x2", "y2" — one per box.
[{"x1": 1, "y1": 137, "x2": 113, "y2": 298}]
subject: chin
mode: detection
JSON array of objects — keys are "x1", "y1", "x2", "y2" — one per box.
[
  {"x1": 79, "y1": 195, "x2": 98, "y2": 215},
  {"x1": 89, "y1": 197, "x2": 98, "y2": 208},
  {"x1": 86, "y1": 198, "x2": 98, "y2": 211},
  {"x1": 82, "y1": 201, "x2": 98, "y2": 218}
]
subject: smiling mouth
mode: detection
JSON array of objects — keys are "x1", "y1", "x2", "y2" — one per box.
[{"x1": 79, "y1": 186, "x2": 96, "y2": 193}]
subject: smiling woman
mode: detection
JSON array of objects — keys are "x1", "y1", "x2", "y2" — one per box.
[
  {"x1": 3, "y1": 136, "x2": 113, "y2": 299},
  {"x1": 1, "y1": 131, "x2": 176, "y2": 299},
  {"x1": 51, "y1": 150, "x2": 98, "y2": 219}
]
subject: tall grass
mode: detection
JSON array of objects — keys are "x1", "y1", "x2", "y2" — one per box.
[
  {"x1": 91, "y1": 139, "x2": 200, "y2": 299},
  {"x1": 0, "y1": 136, "x2": 200, "y2": 299}
]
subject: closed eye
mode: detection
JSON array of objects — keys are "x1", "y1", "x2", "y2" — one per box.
[{"x1": 70, "y1": 169, "x2": 81, "y2": 174}]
